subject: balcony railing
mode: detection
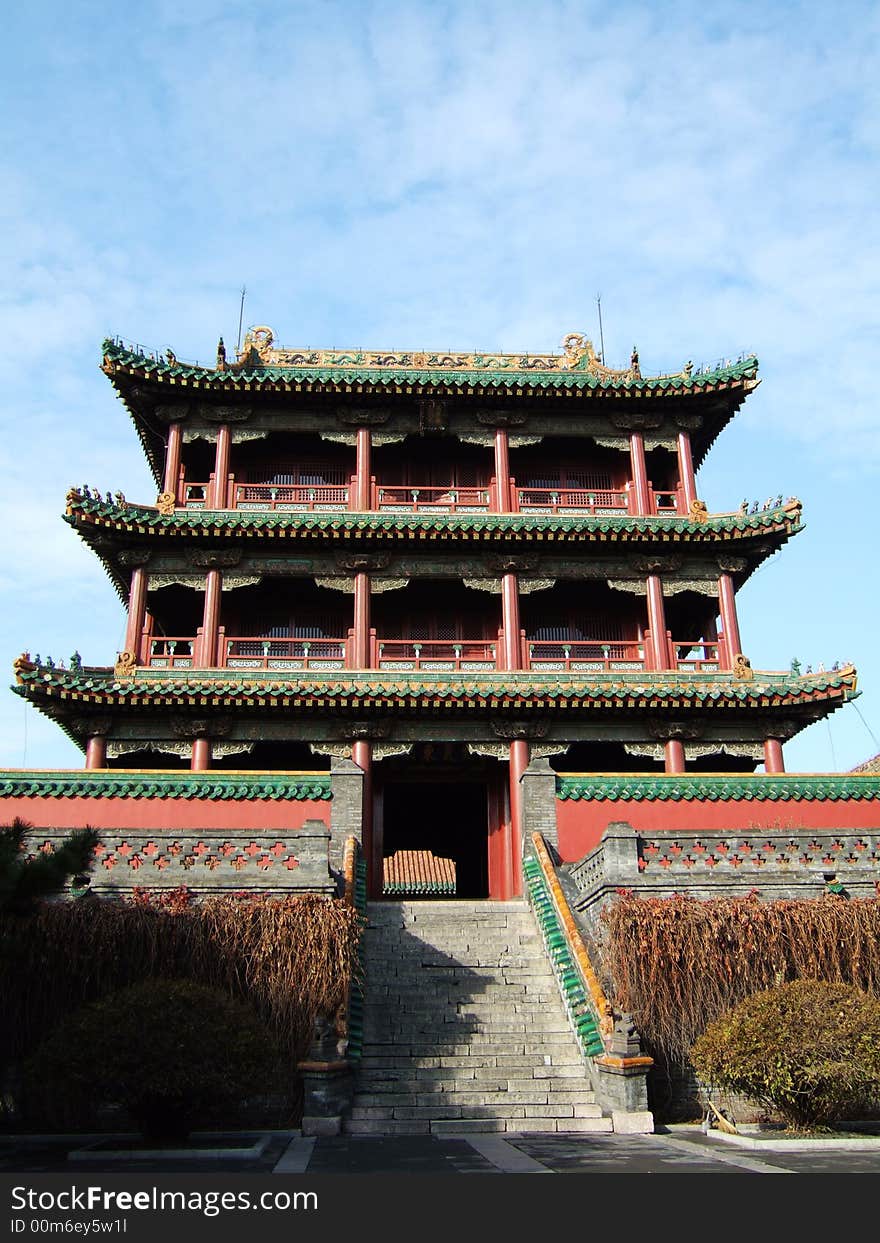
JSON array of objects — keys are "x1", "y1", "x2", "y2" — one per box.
[
  {"x1": 527, "y1": 639, "x2": 647, "y2": 672},
  {"x1": 147, "y1": 637, "x2": 197, "y2": 669},
  {"x1": 375, "y1": 639, "x2": 498, "y2": 671},
  {"x1": 373, "y1": 485, "x2": 492, "y2": 513},
  {"x1": 232, "y1": 483, "x2": 349, "y2": 512},
  {"x1": 143, "y1": 634, "x2": 722, "y2": 675},
  {"x1": 223, "y1": 637, "x2": 347, "y2": 670},
  {"x1": 652, "y1": 489, "x2": 681, "y2": 515},
  {"x1": 516, "y1": 487, "x2": 630, "y2": 515},
  {"x1": 182, "y1": 481, "x2": 210, "y2": 508},
  {"x1": 171, "y1": 473, "x2": 691, "y2": 517},
  {"x1": 672, "y1": 640, "x2": 721, "y2": 672}
]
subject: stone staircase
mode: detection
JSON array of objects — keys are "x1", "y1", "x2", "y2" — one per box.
[{"x1": 345, "y1": 899, "x2": 612, "y2": 1135}]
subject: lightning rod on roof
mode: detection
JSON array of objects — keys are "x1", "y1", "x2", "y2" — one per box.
[
  {"x1": 596, "y1": 293, "x2": 606, "y2": 364},
  {"x1": 236, "y1": 286, "x2": 247, "y2": 355}
]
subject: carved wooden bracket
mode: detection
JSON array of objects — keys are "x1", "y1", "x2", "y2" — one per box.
[
  {"x1": 474, "y1": 408, "x2": 529, "y2": 428},
  {"x1": 334, "y1": 552, "x2": 392, "y2": 573},
  {"x1": 336, "y1": 406, "x2": 390, "y2": 427},
  {"x1": 717, "y1": 554, "x2": 748, "y2": 574},
  {"x1": 647, "y1": 720, "x2": 704, "y2": 742},
  {"x1": 490, "y1": 719, "x2": 550, "y2": 741},
  {"x1": 629, "y1": 554, "x2": 683, "y2": 574},
  {"x1": 419, "y1": 400, "x2": 448, "y2": 432},
  {"x1": 610, "y1": 411, "x2": 663, "y2": 431},
  {"x1": 170, "y1": 716, "x2": 231, "y2": 740},
  {"x1": 486, "y1": 553, "x2": 540, "y2": 575},
  {"x1": 200, "y1": 404, "x2": 252, "y2": 424},
  {"x1": 185, "y1": 548, "x2": 243, "y2": 569},
  {"x1": 116, "y1": 549, "x2": 152, "y2": 567},
  {"x1": 154, "y1": 404, "x2": 192, "y2": 423}
]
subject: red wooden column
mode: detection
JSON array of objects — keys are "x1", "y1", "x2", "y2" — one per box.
[
  {"x1": 191, "y1": 738, "x2": 212, "y2": 770},
  {"x1": 718, "y1": 573, "x2": 743, "y2": 667},
  {"x1": 506, "y1": 740, "x2": 529, "y2": 898},
  {"x1": 355, "y1": 427, "x2": 372, "y2": 511},
  {"x1": 764, "y1": 738, "x2": 785, "y2": 773},
  {"x1": 676, "y1": 430, "x2": 698, "y2": 512},
  {"x1": 645, "y1": 575, "x2": 670, "y2": 669},
  {"x1": 163, "y1": 422, "x2": 182, "y2": 500},
  {"x1": 664, "y1": 739, "x2": 686, "y2": 774},
  {"x1": 494, "y1": 428, "x2": 512, "y2": 512},
  {"x1": 353, "y1": 572, "x2": 371, "y2": 668},
  {"x1": 123, "y1": 567, "x2": 148, "y2": 660},
  {"x1": 211, "y1": 425, "x2": 231, "y2": 508},
  {"x1": 199, "y1": 570, "x2": 222, "y2": 666},
  {"x1": 629, "y1": 432, "x2": 651, "y2": 514},
  {"x1": 352, "y1": 740, "x2": 375, "y2": 895},
  {"x1": 501, "y1": 573, "x2": 522, "y2": 670},
  {"x1": 85, "y1": 735, "x2": 107, "y2": 770}
]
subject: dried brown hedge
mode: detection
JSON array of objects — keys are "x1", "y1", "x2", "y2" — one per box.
[
  {"x1": 0, "y1": 889, "x2": 362, "y2": 1068},
  {"x1": 601, "y1": 893, "x2": 880, "y2": 1064}
]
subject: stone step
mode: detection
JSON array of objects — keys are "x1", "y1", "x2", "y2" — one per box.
[
  {"x1": 349, "y1": 900, "x2": 611, "y2": 1139},
  {"x1": 349, "y1": 1089, "x2": 597, "y2": 1108},
  {"x1": 342, "y1": 1117, "x2": 612, "y2": 1137}
]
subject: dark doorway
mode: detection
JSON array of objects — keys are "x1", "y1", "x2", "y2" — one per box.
[{"x1": 381, "y1": 780, "x2": 489, "y2": 899}]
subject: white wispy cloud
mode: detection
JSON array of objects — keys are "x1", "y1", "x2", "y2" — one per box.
[{"x1": 0, "y1": 0, "x2": 877, "y2": 769}]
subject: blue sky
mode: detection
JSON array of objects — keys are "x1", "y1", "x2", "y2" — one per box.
[{"x1": 1, "y1": 0, "x2": 878, "y2": 772}]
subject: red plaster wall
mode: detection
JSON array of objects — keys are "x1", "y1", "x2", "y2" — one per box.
[
  {"x1": 1, "y1": 795, "x2": 330, "y2": 834},
  {"x1": 556, "y1": 798, "x2": 880, "y2": 862}
]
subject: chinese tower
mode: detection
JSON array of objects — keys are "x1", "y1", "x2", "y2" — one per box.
[{"x1": 6, "y1": 327, "x2": 876, "y2": 906}]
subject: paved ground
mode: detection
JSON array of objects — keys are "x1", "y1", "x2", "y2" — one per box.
[{"x1": 3, "y1": 1127, "x2": 880, "y2": 1174}]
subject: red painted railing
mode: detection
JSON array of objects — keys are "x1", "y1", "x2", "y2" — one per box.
[
  {"x1": 222, "y1": 637, "x2": 347, "y2": 669},
  {"x1": 233, "y1": 482, "x2": 349, "y2": 511},
  {"x1": 181, "y1": 481, "x2": 210, "y2": 507},
  {"x1": 527, "y1": 639, "x2": 647, "y2": 672},
  {"x1": 376, "y1": 639, "x2": 498, "y2": 670},
  {"x1": 651, "y1": 487, "x2": 683, "y2": 515},
  {"x1": 144, "y1": 633, "x2": 721, "y2": 675},
  {"x1": 373, "y1": 484, "x2": 491, "y2": 512},
  {"x1": 515, "y1": 487, "x2": 630, "y2": 514},
  {"x1": 671, "y1": 640, "x2": 722, "y2": 672},
  {"x1": 147, "y1": 637, "x2": 197, "y2": 668}
]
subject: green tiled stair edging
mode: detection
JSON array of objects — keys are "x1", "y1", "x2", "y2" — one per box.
[
  {"x1": 523, "y1": 854, "x2": 605, "y2": 1059},
  {"x1": 345, "y1": 854, "x2": 368, "y2": 1065},
  {"x1": 0, "y1": 770, "x2": 331, "y2": 802},
  {"x1": 556, "y1": 774, "x2": 880, "y2": 803}
]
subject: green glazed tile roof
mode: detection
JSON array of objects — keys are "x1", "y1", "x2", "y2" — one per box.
[
  {"x1": 555, "y1": 773, "x2": 880, "y2": 802},
  {"x1": 65, "y1": 491, "x2": 802, "y2": 544},
  {"x1": 12, "y1": 661, "x2": 857, "y2": 714},
  {"x1": 103, "y1": 338, "x2": 759, "y2": 396},
  {"x1": 0, "y1": 769, "x2": 331, "y2": 801}
]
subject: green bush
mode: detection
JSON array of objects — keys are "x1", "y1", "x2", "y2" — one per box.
[
  {"x1": 691, "y1": 979, "x2": 880, "y2": 1130},
  {"x1": 25, "y1": 978, "x2": 286, "y2": 1139}
]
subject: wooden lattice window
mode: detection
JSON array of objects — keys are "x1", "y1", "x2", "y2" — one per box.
[
  {"x1": 245, "y1": 462, "x2": 347, "y2": 486},
  {"x1": 528, "y1": 615, "x2": 625, "y2": 642},
  {"x1": 521, "y1": 467, "x2": 614, "y2": 490}
]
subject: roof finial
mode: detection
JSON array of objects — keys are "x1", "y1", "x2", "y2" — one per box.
[{"x1": 216, "y1": 336, "x2": 227, "y2": 371}]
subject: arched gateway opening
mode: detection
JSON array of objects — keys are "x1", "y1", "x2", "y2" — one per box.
[{"x1": 373, "y1": 745, "x2": 516, "y2": 901}]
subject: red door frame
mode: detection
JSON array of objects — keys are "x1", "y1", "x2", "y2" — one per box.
[{"x1": 371, "y1": 763, "x2": 516, "y2": 900}]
